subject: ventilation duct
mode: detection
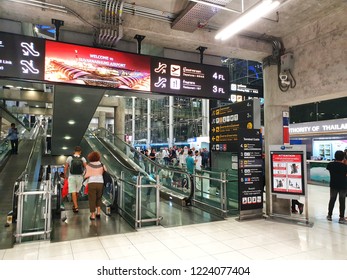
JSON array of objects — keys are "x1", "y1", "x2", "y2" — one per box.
[{"x1": 172, "y1": 0, "x2": 233, "y2": 32}]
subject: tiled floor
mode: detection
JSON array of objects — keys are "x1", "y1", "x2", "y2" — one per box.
[{"x1": 1, "y1": 184, "x2": 347, "y2": 260}]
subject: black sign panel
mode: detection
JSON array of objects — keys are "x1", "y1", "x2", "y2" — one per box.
[
  {"x1": 0, "y1": 32, "x2": 45, "y2": 81},
  {"x1": 210, "y1": 100, "x2": 255, "y2": 152},
  {"x1": 230, "y1": 83, "x2": 263, "y2": 98},
  {"x1": 151, "y1": 57, "x2": 229, "y2": 100},
  {"x1": 238, "y1": 129, "x2": 263, "y2": 211}
]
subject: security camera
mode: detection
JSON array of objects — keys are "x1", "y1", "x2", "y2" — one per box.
[
  {"x1": 279, "y1": 72, "x2": 288, "y2": 82},
  {"x1": 281, "y1": 79, "x2": 290, "y2": 86}
]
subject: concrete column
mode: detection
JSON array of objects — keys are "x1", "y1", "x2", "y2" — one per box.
[
  {"x1": 168, "y1": 96, "x2": 174, "y2": 147},
  {"x1": 201, "y1": 99, "x2": 209, "y2": 136},
  {"x1": 147, "y1": 99, "x2": 151, "y2": 148},
  {"x1": 132, "y1": 97, "x2": 136, "y2": 146},
  {"x1": 98, "y1": 111, "x2": 106, "y2": 129},
  {"x1": 263, "y1": 64, "x2": 290, "y2": 215},
  {"x1": 114, "y1": 97, "x2": 125, "y2": 140}
]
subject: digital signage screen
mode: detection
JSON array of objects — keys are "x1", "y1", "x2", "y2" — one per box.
[
  {"x1": 151, "y1": 57, "x2": 229, "y2": 100},
  {"x1": 44, "y1": 40, "x2": 151, "y2": 91},
  {"x1": 270, "y1": 151, "x2": 305, "y2": 195}
]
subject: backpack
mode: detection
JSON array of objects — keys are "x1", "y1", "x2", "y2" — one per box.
[{"x1": 69, "y1": 155, "x2": 84, "y2": 175}]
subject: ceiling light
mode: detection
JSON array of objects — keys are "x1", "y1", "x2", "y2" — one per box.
[
  {"x1": 62, "y1": 146, "x2": 68, "y2": 150},
  {"x1": 68, "y1": 120, "x2": 75, "y2": 125},
  {"x1": 5, "y1": 85, "x2": 13, "y2": 88},
  {"x1": 73, "y1": 96, "x2": 83, "y2": 103},
  {"x1": 215, "y1": 0, "x2": 280, "y2": 41},
  {"x1": 64, "y1": 136, "x2": 71, "y2": 140}
]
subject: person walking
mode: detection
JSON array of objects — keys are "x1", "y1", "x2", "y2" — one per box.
[
  {"x1": 64, "y1": 146, "x2": 87, "y2": 213},
  {"x1": 84, "y1": 151, "x2": 105, "y2": 220},
  {"x1": 7, "y1": 123, "x2": 19, "y2": 154},
  {"x1": 326, "y1": 150, "x2": 347, "y2": 223}
]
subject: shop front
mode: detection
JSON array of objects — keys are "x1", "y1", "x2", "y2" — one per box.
[{"x1": 289, "y1": 118, "x2": 347, "y2": 186}]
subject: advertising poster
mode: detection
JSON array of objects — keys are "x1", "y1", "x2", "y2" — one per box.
[
  {"x1": 44, "y1": 40, "x2": 151, "y2": 91},
  {"x1": 271, "y1": 152, "x2": 305, "y2": 195}
]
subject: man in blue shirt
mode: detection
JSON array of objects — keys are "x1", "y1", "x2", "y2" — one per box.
[
  {"x1": 7, "y1": 123, "x2": 19, "y2": 154},
  {"x1": 186, "y1": 150, "x2": 195, "y2": 174}
]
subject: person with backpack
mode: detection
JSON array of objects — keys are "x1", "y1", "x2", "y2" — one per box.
[{"x1": 64, "y1": 146, "x2": 87, "y2": 213}]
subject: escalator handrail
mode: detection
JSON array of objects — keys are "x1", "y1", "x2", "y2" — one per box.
[
  {"x1": 92, "y1": 128, "x2": 193, "y2": 184},
  {"x1": 90, "y1": 128, "x2": 194, "y2": 202},
  {"x1": 85, "y1": 131, "x2": 143, "y2": 179},
  {"x1": 16, "y1": 124, "x2": 45, "y2": 182},
  {"x1": 0, "y1": 102, "x2": 30, "y2": 131}
]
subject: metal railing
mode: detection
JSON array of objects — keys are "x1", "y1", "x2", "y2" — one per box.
[
  {"x1": 192, "y1": 169, "x2": 238, "y2": 218},
  {"x1": 117, "y1": 172, "x2": 161, "y2": 228},
  {"x1": 13, "y1": 124, "x2": 51, "y2": 243},
  {"x1": 15, "y1": 173, "x2": 53, "y2": 243}
]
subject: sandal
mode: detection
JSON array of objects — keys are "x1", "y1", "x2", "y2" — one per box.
[
  {"x1": 90, "y1": 215, "x2": 95, "y2": 220},
  {"x1": 73, "y1": 206, "x2": 79, "y2": 213},
  {"x1": 96, "y1": 214, "x2": 101, "y2": 219}
]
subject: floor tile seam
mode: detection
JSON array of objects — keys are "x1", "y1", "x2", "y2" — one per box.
[
  {"x1": 123, "y1": 235, "x2": 153, "y2": 260},
  {"x1": 71, "y1": 246, "x2": 111, "y2": 260},
  {"x1": 38, "y1": 241, "x2": 74, "y2": 259},
  {"x1": 97, "y1": 236, "x2": 112, "y2": 259},
  {"x1": 168, "y1": 245, "x2": 210, "y2": 261},
  {"x1": 302, "y1": 247, "x2": 347, "y2": 259},
  {"x1": 3, "y1": 246, "x2": 40, "y2": 260},
  {"x1": 196, "y1": 240, "x2": 236, "y2": 255},
  {"x1": 257, "y1": 242, "x2": 308, "y2": 257},
  {"x1": 237, "y1": 245, "x2": 282, "y2": 260},
  {"x1": 220, "y1": 238, "x2": 260, "y2": 250},
  {"x1": 217, "y1": 248, "x2": 253, "y2": 260},
  {"x1": 226, "y1": 234, "x2": 261, "y2": 245},
  {"x1": 143, "y1": 232, "x2": 196, "y2": 261}
]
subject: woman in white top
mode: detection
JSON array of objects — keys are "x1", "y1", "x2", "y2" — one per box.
[
  {"x1": 194, "y1": 150, "x2": 202, "y2": 171},
  {"x1": 84, "y1": 151, "x2": 106, "y2": 220}
]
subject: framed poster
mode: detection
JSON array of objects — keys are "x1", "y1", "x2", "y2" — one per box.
[{"x1": 269, "y1": 145, "x2": 306, "y2": 196}]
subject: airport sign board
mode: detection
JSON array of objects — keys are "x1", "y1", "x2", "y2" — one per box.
[{"x1": 0, "y1": 31, "x2": 229, "y2": 100}]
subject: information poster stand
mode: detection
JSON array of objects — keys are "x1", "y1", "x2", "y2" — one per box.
[
  {"x1": 268, "y1": 145, "x2": 312, "y2": 226},
  {"x1": 238, "y1": 129, "x2": 263, "y2": 221}
]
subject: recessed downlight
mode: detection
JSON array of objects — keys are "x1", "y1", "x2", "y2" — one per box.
[
  {"x1": 62, "y1": 146, "x2": 68, "y2": 150},
  {"x1": 68, "y1": 120, "x2": 75, "y2": 125},
  {"x1": 73, "y1": 96, "x2": 83, "y2": 103},
  {"x1": 64, "y1": 136, "x2": 71, "y2": 140}
]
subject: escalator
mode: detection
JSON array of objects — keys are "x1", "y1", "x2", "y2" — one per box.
[
  {"x1": 0, "y1": 112, "x2": 40, "y2": 249},
  {"x1": 85, "y1": 128, "x2": 224, "y2": 228},
  {"x1": 2, "y1": 123, "x2": 226, "y2": 248}
]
